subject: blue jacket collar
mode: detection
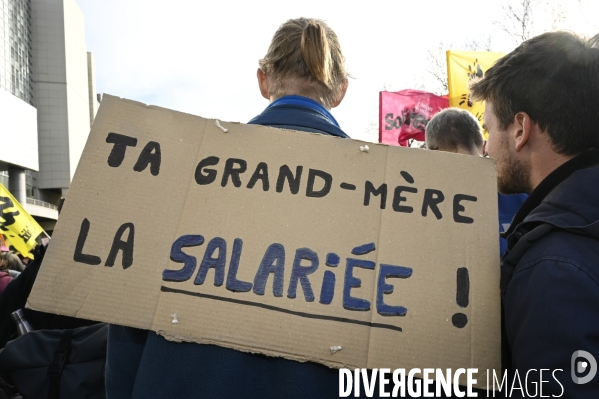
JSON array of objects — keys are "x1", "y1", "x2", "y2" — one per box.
[
  {"x1": 248, "y1": 95, "x2": 349, "y2": 139},
  {"x1": 266, "y1": 95, "x2": 340, "y2": 127},
  {"x1": 504, "y1": 148, "x2": 599, "y2": 238}
]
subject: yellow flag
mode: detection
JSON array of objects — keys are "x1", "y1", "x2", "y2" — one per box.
[
  {"x1": 0, "y1": 183, "x2": 45, "y2": 257},
  {"x1": 446, "y1": 51, "x2": 504, "y2": 138}
]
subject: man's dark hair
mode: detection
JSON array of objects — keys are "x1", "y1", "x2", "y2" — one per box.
[
  {"x1": 425, "y1": 107, "x2": 483, "y2": 152},
  {"x1": 470, "y1": 31, "x2": 599, "y2": 156}
]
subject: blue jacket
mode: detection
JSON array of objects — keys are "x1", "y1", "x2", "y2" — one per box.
[
  {"x1": 106, "y1": 97, "x2": 351, "y2": 399},
  {"x1": 501, "y1": 149, "x2": 599, "y2": 398},
  {"x1": 248, "y1": 95, "x2": 349, "y2": 139}
]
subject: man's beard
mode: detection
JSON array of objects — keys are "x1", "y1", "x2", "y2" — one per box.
[{"x1": 497, "y1": 150, "x2": 531, "y2": 195}]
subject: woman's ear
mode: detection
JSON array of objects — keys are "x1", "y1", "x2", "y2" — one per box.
[
  {"x1": 331, "y1": 79, "x2": 348, "y2": 108},
  {"x1": 257, "y1": 69, "x2": 270, "y2": 100}
]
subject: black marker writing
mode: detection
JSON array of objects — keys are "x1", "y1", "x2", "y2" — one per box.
[{"x1": 452, "y1": 267, "x2": 469, "y2": 328}]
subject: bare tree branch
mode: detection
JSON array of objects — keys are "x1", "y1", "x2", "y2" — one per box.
[
  {"x1": 496, "y1": 0, "x2": 533, "y2": 45},
  {"x1": 425, "y1": 44, "x2": 449, "y2": 95},
  {"x1": 419, "y1": 34, "x2": 493, "y2": 96},
  {"x1": 495, "y1": 0, "x2": 571, "y2": 46},
  {"x1": 464, "y1": 36, "x2": 494, "y2": 52}
]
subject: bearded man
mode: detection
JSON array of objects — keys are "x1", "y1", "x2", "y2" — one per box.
[{"x1": 470, "y1": 31, "x2": 599, "y2": 397}]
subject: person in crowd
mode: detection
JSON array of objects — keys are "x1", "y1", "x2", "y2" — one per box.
[
  {"x1": 106, "y1": 18, "x2": 354, "y2": 399},
  {"x1": 0, "y1": 254, "x2": 13, "y2": 296},
  {"x1": 470, "y1": 31, "x2": 599, "y2": 396},
  {"x1": 425, "y1": 107, "x2": 527, "y2": 256},
  {"x1": 247, "y1": 19, "x2": 348, "y2": 138},
  {"x1": 0, "y1": 253, "x2": 14, "y2": 279},
  {"x1": 16, "y1": 253, "x2": 29, "y2": 266},
  {"x1": 0, "y1": 219, "x2": 96, "y2": 349},
  {"x1": 4, "y1": 253, "x2": 24, "y2": 278}
]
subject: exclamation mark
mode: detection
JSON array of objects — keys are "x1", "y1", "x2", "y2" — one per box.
[{"x1": 452, "y1": 267, "x2": 469, "y2": 328}]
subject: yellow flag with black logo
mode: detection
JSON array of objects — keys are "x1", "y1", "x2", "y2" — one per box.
[
  {"x1": 0, "y1": 183, "x2": 45, "y2": 258},
  {"x1": 446, "y1": 51, "x2": 504, "y2": 138}
]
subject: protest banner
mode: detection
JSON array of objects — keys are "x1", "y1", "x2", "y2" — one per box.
[
  {"x1": 0, "y1": 183, "x2": 45, "y2": 258},
  {"x1": 446, "y1": 51, "x2": 504, "y2": 138},
  {"x1": 28, "y1": 95, "x2": 501, "y2": 387},
  {"x1": 379, "y1": 90, "x2": 448, "y2": 146}
]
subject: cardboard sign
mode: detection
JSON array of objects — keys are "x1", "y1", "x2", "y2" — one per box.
[{"x1": 28, "y1": 95, "x2": 500, "y2": 387}]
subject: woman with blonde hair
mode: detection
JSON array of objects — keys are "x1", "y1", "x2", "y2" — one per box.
[
  {"x1": 249, "y1": 17, "x2": 350, "y2": 138},
  {"x1": 106, "y1": 18, "x2": 352, "y2": 399}
]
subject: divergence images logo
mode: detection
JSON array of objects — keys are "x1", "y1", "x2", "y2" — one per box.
[{"x1": 571, "y1": 350, "x2": 597, "y2": 384}]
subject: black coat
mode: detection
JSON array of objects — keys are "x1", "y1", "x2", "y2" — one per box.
[
  {"x1": 501, "y1": 150, "x2": 599, "y2": 398},
  {"x1": 0, "y1": 244, "x2": 96, "y2": 348}
]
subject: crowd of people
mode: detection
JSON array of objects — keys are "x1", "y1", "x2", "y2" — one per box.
[
  {"x1": 0, "y1": 247, "x2": 28, "y2": 294},
  {"x1": 0, "y1": 16, "x2": 598, "y2": 399}
]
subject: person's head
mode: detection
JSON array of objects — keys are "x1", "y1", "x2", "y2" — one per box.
[
  {"x1": 0, "y1": 252, "x2": 9, "y2": 271},
  {"x1": 18, "y1": 253, "x2": 30, "y2": 265},
  {"x1": 6, "y1": 253, "x2": 24, "y2": 272},
  {"x1": 470, "y1": 31, "x2": 599, "y2": 194},
  {"x1": 258, "y1": 18, "x2": 348, "y2": 109},
  {"x1": 425, "y1": 108, "x2": 484, "y2": 156}
]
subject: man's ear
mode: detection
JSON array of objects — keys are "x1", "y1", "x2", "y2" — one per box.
[
  {"x1": 257, "y1": 69, "x2": 270, "y2": 100},
  {"x1": 514, "y1": 112, "x2": 532, "y2": 152},
  {"x1": 331, "y1": 79, "x2": 348, "y2": 108}
]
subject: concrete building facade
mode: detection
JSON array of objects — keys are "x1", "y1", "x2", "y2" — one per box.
[{"x1": 0, "y1": 0, "x2": 98, "y2": 233}]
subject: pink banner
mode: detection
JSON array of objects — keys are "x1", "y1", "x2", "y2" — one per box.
[{"x1": 379, "y1": 90, "x2": 449, "y2": 146}]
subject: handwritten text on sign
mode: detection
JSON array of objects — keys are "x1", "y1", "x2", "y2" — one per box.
[{"x1": 73, "y1": 131, "x2": 478, "y2": 330}]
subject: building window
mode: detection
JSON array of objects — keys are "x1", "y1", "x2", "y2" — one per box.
[
  {"x1": 25, "y1": 169, "x2": 36, "y2": 198},
  {"x1": 0, "y1": 0, "x2": 33, "y2": 105},
  {"x1": 0, "y1": 170, "x2": 8, "y2": 188}
]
